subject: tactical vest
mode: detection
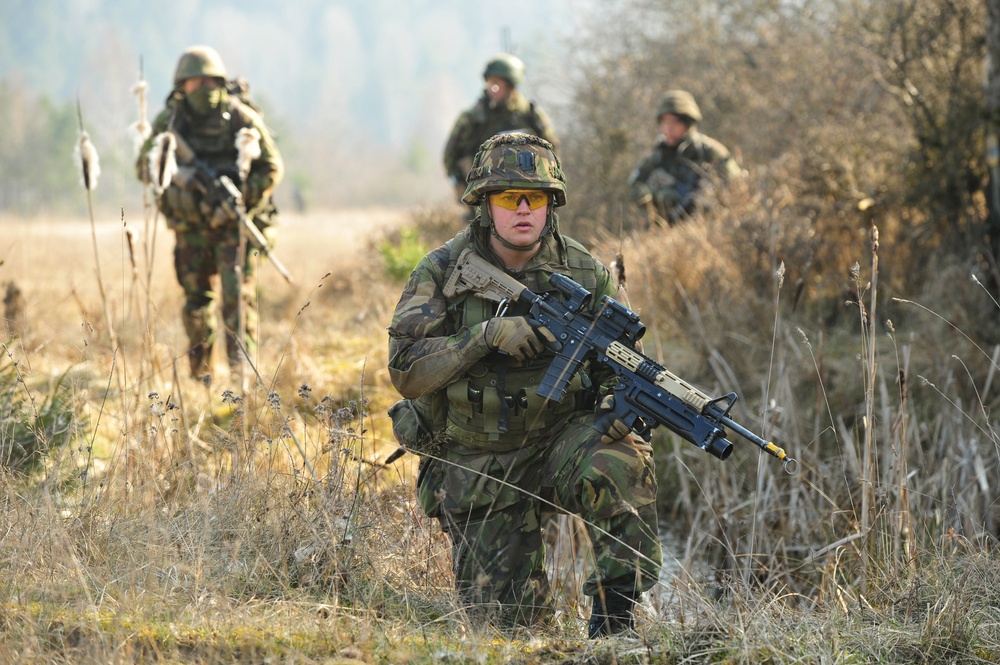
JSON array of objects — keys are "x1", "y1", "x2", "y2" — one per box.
[
  {"x1": 648, "y1": 133, "x2": 711, "y2": 191},
  {"x1": 173, "y1": 99, "x2": 245, "y2": 176},
  {"x1": 438, "y1": 233, "x2": 601, "y2": 451},
  {"x1": 159, "y1": 97, "x2": 246, "y2": 225}
]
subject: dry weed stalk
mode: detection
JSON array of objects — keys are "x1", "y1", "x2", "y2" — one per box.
[
  {"x1": 7, "y1": 191, "x2": 1000, "y2": 658},
  {"x1": 858, "y1": 225, "x2": 879, "y2": 592},
  {"x1": 74, "y1": 107, "x2": 115, "y2": 353},
  {"x1": 130, "y1": 61, "x2": 170, "y2": 391}
]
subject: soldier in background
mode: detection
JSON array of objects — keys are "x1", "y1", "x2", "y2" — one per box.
[
  {"x1": 137, "y1": 45, "x2": 283, "y2": 380},
  {"x1": 389, "y1": 132, "x2": 661, "y2": 637},
  {"x1": 443, "y1": 54, "x2": 559, "y2": 202},
  {"x1": 628, "y1": 90, "x2": 742, "y2": 227}
]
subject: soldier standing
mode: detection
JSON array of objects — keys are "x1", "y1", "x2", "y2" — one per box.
[
  {"x1": 628, "y1": 90, "x2": 742, "y2": 226},
  {"x1": 137, "y1": 45, "x2": 283, "y2": 380},
  {"x1": 389, "y1": 132, "x2": 662, "y2": 636},
  {"x1": 443, "y1": 54, "x2": 559, "y2": 202}
]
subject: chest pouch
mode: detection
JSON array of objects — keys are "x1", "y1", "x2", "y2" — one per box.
[{"x1": 445, "y1": 362, "x2": 583, "y2": 450}]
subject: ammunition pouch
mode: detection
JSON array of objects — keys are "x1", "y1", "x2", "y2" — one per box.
[
  {"x1": 159, "y1": 182, "x2": 205, "y2": 231},
  {"x1": 445, "y1": 366, "x2": 584, "y2": 450},
  {"x1": 387, "y1": 392, "x2": 447, "y2": 456},
  {"x1": 629, "y1": 182, "x2": 653, "y2": 206}
]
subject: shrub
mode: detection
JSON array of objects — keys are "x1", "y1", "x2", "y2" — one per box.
[
  {"x1": 0, "y1": 359, "x2": 83, "y2": 475},
  {"x1": 379, "y1": 227, "x2": 430, "y2": 282}
]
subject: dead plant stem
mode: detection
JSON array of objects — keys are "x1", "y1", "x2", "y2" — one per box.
[{"x1": 860, "y1": 225, "x2": 880, "y2": 592}]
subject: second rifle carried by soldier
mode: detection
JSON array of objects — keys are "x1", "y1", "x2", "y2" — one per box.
[
  {"x1": 443, "y1": 247, "x2": 798, "y2": 473},
  {"x1": 169, "y1": 131, "x2": 294, "y2": 284}
]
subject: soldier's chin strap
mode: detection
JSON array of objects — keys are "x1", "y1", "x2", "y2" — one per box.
[{"x1": 481, "y1": 204, "x2": 554, "y2": 252}]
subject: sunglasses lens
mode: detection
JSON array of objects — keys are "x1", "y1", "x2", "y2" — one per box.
[{"x1": 489, "y1": 190, "x2": 549, "y2": 211}]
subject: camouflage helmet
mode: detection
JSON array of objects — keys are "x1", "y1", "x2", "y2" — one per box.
[
  {"x1": 462, "y1": 132, "x2": 567, "y2": 207},
  {"x1": 656, "y1": 90, "x2": 702, "y2": 124},
  {"x1": 483, "y1": 53, "x2": 526, "y2": 88},
  {"x1": 173, "y1": 45, "x2": 227, "y2": 88}
]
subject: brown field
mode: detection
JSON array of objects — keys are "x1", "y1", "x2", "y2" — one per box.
[
  {"x1": 2, "y1": 207, "x2": 1000, "y2": 664},
  {"x1": 2, "y1": 209, "x2": 404, "y2": 382}
]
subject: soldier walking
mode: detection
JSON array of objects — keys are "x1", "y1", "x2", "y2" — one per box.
[
  {"x1": 443, "y1": 54, "x2": 559, "y2": 203},
  {"x1": 137, "y1": 45, "x2": 283, "y2": 380}
]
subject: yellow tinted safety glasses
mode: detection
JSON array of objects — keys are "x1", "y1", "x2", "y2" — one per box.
[{"x1": 489, "y1": 189, "x2": 550, "y2": 211}]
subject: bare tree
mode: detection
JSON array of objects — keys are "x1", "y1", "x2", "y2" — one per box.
[{"x1": 985, "y1": 0, "x2": 1000, "y2": 287}]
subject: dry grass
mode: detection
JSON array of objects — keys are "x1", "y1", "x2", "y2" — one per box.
[{"x1": 1, "y1": 203, "x2": 1000, "y2": 664}]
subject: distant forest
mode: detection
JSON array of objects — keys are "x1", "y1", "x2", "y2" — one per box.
[
  {"x1": 2, "y1": 0, "x2": 998, "y2": 268},
  {"x1": 0, "y1": 0, "x2": 582, "y2": 214}
]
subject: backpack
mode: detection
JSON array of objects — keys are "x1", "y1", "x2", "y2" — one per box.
[{"x1": 226, "y1": 77, "x2": 262, "y2": 116}]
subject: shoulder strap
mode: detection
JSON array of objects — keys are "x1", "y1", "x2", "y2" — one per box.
[
  {"x1": 683, "y1": 132, "x2": 709, "y2": 163},
  {"x1": 444, "y1": 232, "x2": 472, "y2": 282},
  {"x1": 526, "y1": 101, "x2": 548, "y2": 137},
  {"x1": 227, "y1": 77, "x2": 261, "y2": 115},
  {"x1": 444, "y1": 233, "x2": 599, "y2": 306}
]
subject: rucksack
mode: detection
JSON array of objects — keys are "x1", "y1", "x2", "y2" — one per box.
[{"x1": 226, "y1": 77, "x2": 262, "y2": 116}]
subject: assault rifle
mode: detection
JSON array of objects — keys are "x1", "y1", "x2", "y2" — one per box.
[
  {"x1": 169, "y1": 132, "x2": 294, "y2": 284},
  {"x1": 443, "y1": 248, "x2": 798, "y2": 474}
]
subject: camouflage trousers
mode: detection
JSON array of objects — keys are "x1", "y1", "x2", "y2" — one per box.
[
  {"x1": 173, "y1": 225, "x2": 271, "y2": 375},
  {"x1": 417, "y1": 411, "x2": 662, "y2": 626}
]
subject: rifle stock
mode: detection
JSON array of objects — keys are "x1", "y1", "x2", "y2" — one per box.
[{"x1": 447, "y1": 248, "x2": 798, "y2": 473}]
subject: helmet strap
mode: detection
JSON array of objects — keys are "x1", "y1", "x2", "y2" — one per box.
[
  {"x1": 490, "y1": 226, "x2": 546, "y2": 252},
  {"x1": 480, "y1": 202, "x2": 552, "y2": 252}
]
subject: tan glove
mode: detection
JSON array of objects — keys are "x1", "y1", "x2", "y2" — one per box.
[
  {"x1": 484, "y1": 316, "x2": 556, "y2": 361},
  {"x1": 594, "y1": 394, "x2": 632, "y2": 444}
]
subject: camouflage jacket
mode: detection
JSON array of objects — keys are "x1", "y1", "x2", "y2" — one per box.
[
  {"x1": 443, "y1": 91, "x2": 559, "y2": 184},
  {"x1": 138, "y1": 91, "x2": 283, "y2": 225},
  {"x1": 387, "y1": 228, "x2": 623, "y2": 449},
  {"x1": 627, "y1": 131, "x2": 741, "y2": 223}
]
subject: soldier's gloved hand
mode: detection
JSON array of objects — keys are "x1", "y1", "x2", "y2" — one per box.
[
  {"x1": 484, "y1": 316, "x2": 556, "y2": 361},
  {"x1": 208, "y1": 202, "x2": 239, "y2": 229},
  {"x1": 243, "y1": 175, "x2": 267, "y2": 209},
  {"x1": 594, "y1": 394, "x2": 632, "y2": 444},
  {"x1": 629, "y1": 182, "x2": 653, "y2": 206},
  {"x1": 654, "y1": 186, "x2": 682, "y2": 208}
]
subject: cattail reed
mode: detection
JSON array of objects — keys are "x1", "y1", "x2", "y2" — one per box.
[
  {"x1": 612, "y1": 252, "x2": 626, "y2": 288},
  {"x1": 135, "y1": 64, "x2": 165, "y2": 378},
  {"x1": 129, "y1": 79, "x2": 152, "y2": 157},
  {"x1": 235, "y1": 127, "x2": 261, "y2": 182},
  {"x1": 75, "y1": 102, "x2": 119, "y2": 365},
  {"x1": 74, "y1": 129, "x2": 101, "y2": 192},
  {"x1": 125, "y1": 226, "x2": 139, "y2": 278},
  {"x1": 147, "y1": 132, "x2": 177, "y2": 193}
]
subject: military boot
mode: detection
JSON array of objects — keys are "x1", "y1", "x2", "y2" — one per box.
[
  {"x1": 588, "y1": 588, "x2": 639, "y2": 638},
  {"x1": 188, "y1": 343, "x2": 211, "y2": 381}
]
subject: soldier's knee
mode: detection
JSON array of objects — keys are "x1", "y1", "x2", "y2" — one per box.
[
  {"x1": 182, "y1": 292, "x2": 214, "y2": 311},
  {"x1": 578, "y1": 443, "x2": 658, "y2": 516}
]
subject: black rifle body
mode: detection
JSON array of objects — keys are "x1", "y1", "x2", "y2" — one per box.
[
  {"x1": 169, "y1": 132, "x2": 295, "y2": 284},
  {"x1": 443, "y1": 249, "x2": 796, "y2": 470}
]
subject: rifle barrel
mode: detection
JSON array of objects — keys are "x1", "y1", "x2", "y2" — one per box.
[{"x1": 721, "y1": 415, "x2": 798, "y2": 474}]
